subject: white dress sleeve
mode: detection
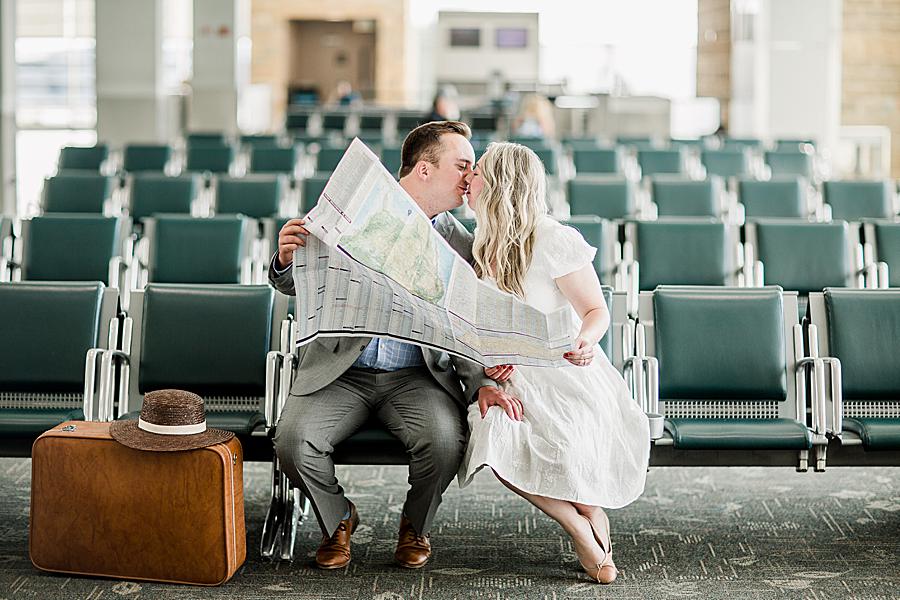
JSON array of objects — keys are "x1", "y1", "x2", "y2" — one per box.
[{"x1": 542, "y1": 222, "x2": 597, "y2": 279}]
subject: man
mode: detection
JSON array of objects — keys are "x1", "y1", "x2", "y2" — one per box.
[{"x1": 269, "y1": 121, "x2": 522, "y2": 570}]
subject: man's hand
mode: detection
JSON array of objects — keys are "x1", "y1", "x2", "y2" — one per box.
[
  {"x1": 275, "y1": 218, "x2": 310, "y2": 270},
  {"x1": 476, "y1": 386, "x2": 524, "y2": 421},
  {"x1": 484, "y1": 364, "x2": 515, "y2": 383}
]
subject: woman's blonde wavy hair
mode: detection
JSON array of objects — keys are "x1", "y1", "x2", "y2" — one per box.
[{"x1": 472, "y1": 142, "x2": 548, "y2": 298}]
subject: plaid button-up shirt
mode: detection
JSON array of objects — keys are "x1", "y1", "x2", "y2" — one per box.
[{"x1": 351, "y1": 336, "x2": 425, "y2": 370}]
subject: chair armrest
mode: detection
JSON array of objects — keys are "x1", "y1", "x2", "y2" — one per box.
[
  {"x1": 726, "y1": 199, "x2": 745, "y2": 227},
  {"x1": 277, "y1": 352, "x2": 298, "y2": 422},
  {"x1": 625, "y1": 260, "x2": 640, "y2": 318},
  {"x1": 108, "y1": 255, "x2": 135, "y2": 309},
  {"x1": 98, "y1": 350, "x2": 130, "y2": 422},
  {"x1": 753, "y1": 260, "x2": 764, "y2": 287},
  {"x1": 644, "y1": 355, "x2": 659, "y2": 416},
  {"x1": 820, "y1": 357, "x2": 843, "y2": 439},
  {"x1": 240, "y1": 256, "x2": 253, "y2": 284},
  {"x1": 115, "y1": 316, "x2": 134, "y2": 418},
  {"x1": 800, "y1": 323, "x2": 844, "y2": 440},
  {"x1": 623, "y1": 322, "x2": 652, "y2": 412},
  {"x1": 82, "y1": 348, "x2": 107, "y2": 421},
  {"x1": 877, "y1": 261, "x2": 889, "y2": 289},
  {"x1": 279, "y1": 317, "x2": 295, "y2": 354},
  {"x1": 855, "y1": 242, "x2": 868, "y2": 288},
  {"x1": 797, "y1": 355, "x2": 829, "y2": 438},
  {"x1": 265, "y1": 350, "x2": 285, "y2": 428}
]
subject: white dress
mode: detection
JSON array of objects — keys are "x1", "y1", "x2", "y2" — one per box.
[{"x1": 459, "y1": 216, "x2": 650, "y2": 508}]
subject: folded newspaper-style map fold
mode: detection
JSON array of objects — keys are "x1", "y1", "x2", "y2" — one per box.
[{"x1": 293, "y1": 138, "x2": 573, "y2": 367}]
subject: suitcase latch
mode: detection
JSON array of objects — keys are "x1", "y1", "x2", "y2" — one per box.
[
  {"x1": 232, "y1": 452, "x2": 237, "y2": 465},
  {"x1": 61, "y1": 425, "x2": 76, "y2": 432}
]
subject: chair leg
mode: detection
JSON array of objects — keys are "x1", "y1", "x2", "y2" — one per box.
[
  {"x1": 796, "y1": 449, "x2": 809, "y2": 472},
  {"x1": 260, "y1": 455, "x2": 284, "y2": 559},
  {"x1": 814, "y1": 445, "x2": 827, "y2": 472},
  {"x1": 278, "y1": 476, "x2": 305, "y2": 561}
]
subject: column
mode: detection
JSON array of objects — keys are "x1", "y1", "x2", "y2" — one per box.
[
  {"x1": 190, "y1": 0, "x2": 248, "y2": 134},
  {"x1": 95, "y1": 0, "x2": 166, "y2": 145},
  {"x1": 0, "y1": 0, "x2": 16, "y2": 216}
]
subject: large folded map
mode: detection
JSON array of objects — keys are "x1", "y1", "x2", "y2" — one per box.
[{"x1": 293, "y1": 138, "x2": 573, "y2": 367}]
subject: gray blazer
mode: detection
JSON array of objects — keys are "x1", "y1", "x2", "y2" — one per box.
[{"x1": 269, "y1": 212, "x2": 496, "y2": 408}]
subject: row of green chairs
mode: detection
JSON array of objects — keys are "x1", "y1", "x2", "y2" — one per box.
[
  {"x1": 0, "y1": 281, "x2": 287, "y2": 458},
  {"x1": 11, "y1": 211, "x2": 898, "y2": 319},
  {"x1": 60, "y1": 134, "x2": 816, "y2": 179},
  {"x1": 570, "y1": 146, "x2": 806, "y2": 180},
  {"x1": 452, "y1": 216, "x2": 894, "y2": 303},
  {"x1": 1, "y1": 213, "x2": 281, "y2": 312},
  {"x1": 0, "y1": 281, "x2": 119, "y2": 455},
  {"x1": 43, "y1": 172, "x2": 196, "y2": 217},
  {"x1": 564, "y1": 176, "x2": 896, "y2": 221},
  {"x1": 626, "y1": 218, "x2": 892, "y2": 299},
  {"x1": 514, "y1": 139, "x2": 816, "y2": 180},
  {"x1": 631, "y1": 286, "x2": 900, "y2": 471},
  {"x1": 285, "y1": 108, "x2": 498, "y2": 140},
  {"x1": 633, "y1": 147, "x2": 813, "y2": 179},
  {"x1": 564, "y1": 135, "x2": 813, "y2": 152},
  {"x1": 56, "y1": 140, "x2": 406, "y2": 186},
  {"x1": 59, "y1": 131, "x2": 299, "y2": 161},
  {"x1": 60, "y1": 142, "x2": 294, "y2": 176},
  {"x1": 40, "y1": 171, "x2": 324, "y2": 219}
]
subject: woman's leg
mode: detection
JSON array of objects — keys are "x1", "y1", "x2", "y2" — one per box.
[
  {"x1": 492, "y1": 471, "x2": 606, "y2": 575},
  {"x1": 571, "y1": 502, "x2": 600, "y2": 519},
  {"x1": 494, "y1": 471, "x2": 577, "y2": 528},
  {"x1": 571, "y1": 503, "x2": 611, "y2": 552},
  {"x1": 572, "y1": 501, "x2": 617, "y2": 582}
]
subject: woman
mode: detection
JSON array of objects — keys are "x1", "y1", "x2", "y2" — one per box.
[
  {"x1": 458, "y1": 142, "x2": 650, "y2": 584},
  {"x1": 511, "y1": 93, "x2": 556, "y2": 139}
]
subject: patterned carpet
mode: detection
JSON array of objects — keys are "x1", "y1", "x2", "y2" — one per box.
[{"x1": 1, "y1": 458, "x2": 898, "y2": 599}]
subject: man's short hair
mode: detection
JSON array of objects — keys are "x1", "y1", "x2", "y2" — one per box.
[{"x1": 398, "y1": 121, "x2": 472, "y2": 179}]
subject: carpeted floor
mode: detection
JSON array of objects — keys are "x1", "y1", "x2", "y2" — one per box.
[{"x1": 1, "y1": 458, "x2": 898, "y2": 599}]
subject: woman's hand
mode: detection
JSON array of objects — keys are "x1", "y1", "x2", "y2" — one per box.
[
  {"x1": 564, "y1": 336, "x2": 597, "y2": 367},
  {"x1": 484, "y1": 364, "x2": 515, "y2": 382}
]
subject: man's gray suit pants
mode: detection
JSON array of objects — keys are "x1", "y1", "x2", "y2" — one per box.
[{"x1": 274, "y1": 366, "x2": 467, "y2": 538}]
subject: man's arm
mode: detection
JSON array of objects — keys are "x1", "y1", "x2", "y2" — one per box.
[
  {"x1": 450, "y1": 354, "x2": 500, "y2": 404},
  {"x1": 268, "y1": 218, "x2": 310, "y2": 296},
  {"x1": 267, "y1": 253, "x2": 296, "y2": 296},
  {"x1": 436, "y1": 212, "x2": 475, "y2": 262}
]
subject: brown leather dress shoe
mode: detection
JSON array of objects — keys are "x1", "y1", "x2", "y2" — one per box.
[
  {"x1": 394, "y1": 515, "x2": 431, "y2": 569},
  {"x1": 315, "y1": 501, "x2": 359, "y2": 569}
]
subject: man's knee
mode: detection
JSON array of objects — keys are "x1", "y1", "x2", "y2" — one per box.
[
  {"x1": 274, "y1": 419, "x2": 331, "y2": 473},
  {"x1": 409, "y1": 428, "x2": 466, "y2": 477}
]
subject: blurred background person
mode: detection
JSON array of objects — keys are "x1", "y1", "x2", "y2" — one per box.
[
  {"x1": 425, "y1": 85, "x2": 461, "y2": 122},
  {"x1": 511, "y1": 93, "x2": 556, "y2": 140},
  {"x1": 328, "y1": 80, "x2": 361, "y2": 107}
]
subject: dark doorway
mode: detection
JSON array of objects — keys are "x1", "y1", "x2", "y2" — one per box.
[{"x1": 289, "y1": 20, "x2": 376, "y2": 103}]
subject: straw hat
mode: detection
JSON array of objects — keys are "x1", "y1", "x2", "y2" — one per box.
[{"x1": 110, "y1": 389, "x2": 234, "y2": 452}]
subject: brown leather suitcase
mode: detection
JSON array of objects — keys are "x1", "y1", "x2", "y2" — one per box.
[{"x1": 30, "y1": 421, "x2": 246, "y2": 585}]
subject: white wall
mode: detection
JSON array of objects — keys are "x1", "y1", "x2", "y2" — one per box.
[
  {"x1": 730, "y1": 0, "x2": 842, "y2": 150},
  {"x1": 435, "y1": 11, "x2": 539, "y2": 85}
]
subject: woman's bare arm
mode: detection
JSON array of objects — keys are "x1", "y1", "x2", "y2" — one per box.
[{"x1": 555, "y1": 264, "x2": 609, "y2": 366}]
